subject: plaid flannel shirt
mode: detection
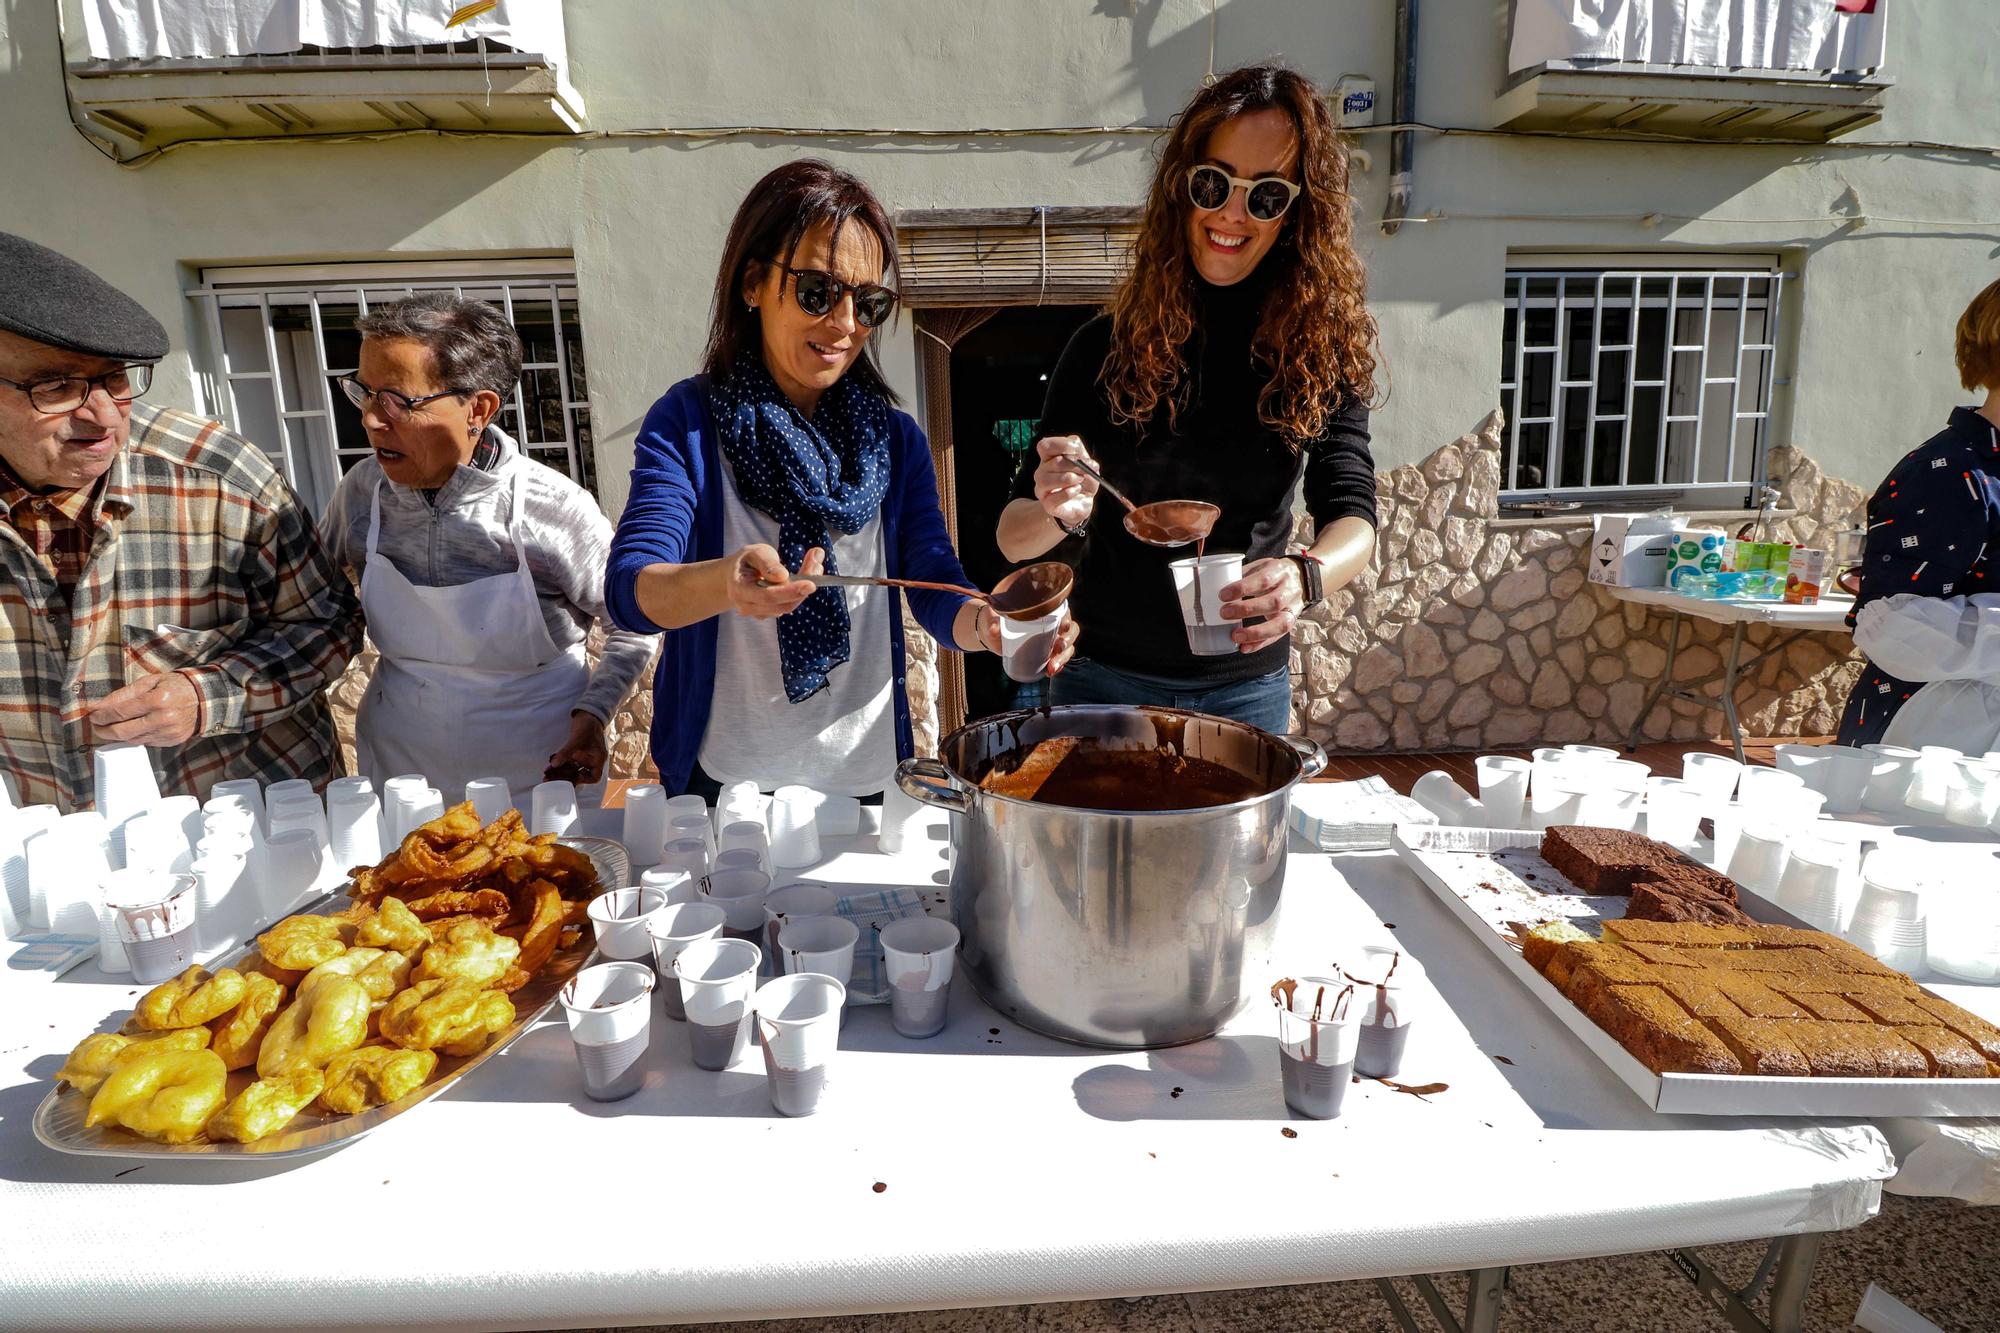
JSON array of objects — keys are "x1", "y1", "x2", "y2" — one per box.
[
  {"x1": 0, "y1": 403, "x2": 363, "y2": 811},
  {"x1": 0, "y1": 460, "x2": 97, "y2": 598}
]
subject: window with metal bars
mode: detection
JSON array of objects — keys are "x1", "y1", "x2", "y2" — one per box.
[
  {"x1": 1499, "y1": 261, "x2": 1786, "y2": 505},
  {"x1": 185, "y1": 262, "x2": 594, "y2": 517}
]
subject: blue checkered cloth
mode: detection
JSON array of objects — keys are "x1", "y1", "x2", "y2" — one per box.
[{"x1": 832, "y1": 884, "x2": 951, "y2": 1004}]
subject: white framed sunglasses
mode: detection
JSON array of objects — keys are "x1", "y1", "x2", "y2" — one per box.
[{"x1": 1185, "y1": 164, "x2": 1302, "y2": 222}]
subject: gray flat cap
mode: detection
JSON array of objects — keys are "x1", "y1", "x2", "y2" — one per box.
[{"x1": 0, "y1": 231, "x2": 168, "y2": 361}]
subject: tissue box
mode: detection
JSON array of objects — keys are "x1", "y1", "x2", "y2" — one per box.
[
  {"x1": 1666, "y1": 528, "x2": 1731, "y2": 590},
  {"x1": 1588, "y1": 513, "x2": 1676, "y2": 588}
]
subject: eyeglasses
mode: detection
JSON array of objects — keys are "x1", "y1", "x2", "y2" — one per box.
[
  {"x1": 785, "y1": 268, "x2": 898, "y2": 329},
  {"x1": 338, "y1": 375, "x2": 471, "y2": 423},
  {"x1": 1185, "y1": 164, "x2": 1302, "y2": 222},
  {"x1": 0, "y1": 363, "x2": 154, "y2": 413}
]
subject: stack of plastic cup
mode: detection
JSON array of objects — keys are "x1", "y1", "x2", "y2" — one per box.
[
  {"x1": 33, "y1": 817, "x2": 112, "y2": 938},
  {"x1": 532, "y1": 780, "x2": 578, "y2": 837},
  {"x1": 767, "y1": 786, "x2": 822, "y2": 869},
  {"x1": 208, "y1": 778, "x2": 265, "y2": 831},
  {"x1": 639, "y1": 865, "x2": 698, "y2": 906},
  {"x1": 91, "y1": 876, "x2": 131, "y2": 974},
  {"x1": 718, "y1": 819, "x2": 770, "y2": 868},
  {"x1": 1774, "y1": 838, "x2": 1850, "y2": 933},
  {"x1": 1527, "y1": 749, "x2": 1575, "y2": 829},
  {"x1": 658, "y1": 836, "x2": 711, "y2": 884},
  {"x1": 1409, "y1": 771, "x2": 1487, "y2": 826},
  {"x1": 265, "y1": 777, "x2": 314, "y2": 804},
  {"x1": 1643, "y1": 776, "x2": 1702, "y2": 851},
  {"x1": 265, "y1": 790, "x2": 329, "y2": 855},
  {"x1": 672, "y1": 937, "x2": 764, "y2": 1070},
  {"x1": 622, "y1": 783, "x2": 669, "y2": 868},
  {"x1": 1817, "y1": 745, "x2": 1873, "y2": 815},
  {"x1": 1945, "y1": 759, "x2": 2000, "y2": 829},
  {"x1": 382, "y1": 780, "x2": 429, "y2": 848},
  {"x1": 1773, "y1": 743, "x2": 1833, "y2": 791},
  {"x1": 878, "y1": 778, "x2": 926, "y2": 854},
  {"x1": 1680, "y1": 752, "x2": 1745, "y2": 802},
  {"x1": 326, "y1": 775, "x2": 372, "y2": 800},
  {"x1": 121, "y1": 808, "x2": 192, "y2": 875},
  {"x1": 780, "y1": 915, "x2": 861, "y2": 989},
  {"x1": 327, "y1": 787, "x2": 384, "y2": 877},
  {"x1": 1773, "y1": 785, "x2": 1828, "y2": 831},
  {"x1": 1532, "y1": 760, "x2": 1591, "y2": 830},
  {"x1": 191, "y1": 850, "x2": 250, "y2": 952},
  {"x1": 3, "y1": 804, "x2": 60, "y2": 929},
  {"x1": 814, "y1": 794, "x2": 863, "y2": 836},
  {"x1": 585, "y1": 886, "x2": 670, "y2": 962},
  {"x1": 1904, "y1": 747, "x2": 1963, "y2": 819},
  {"x1": 92, "y1": 743, "x2": 161, "y2": 867},
  {"x1": 753, "y1": 973, "x2": 846, "y2": 1116},
  {"x1": 1578, "y1": 759, "x2": 1648, "y2": 832},
  {"x1": 647, "y1": 902, "x2": 727, "y2": 1019},
  {"x1": 1727, "y1": 824, "x2": 1790, "y2": 897},
  {"x1": 664, "y1": 793, "x2": 708, "y2": 828},
  {"x1": 1848, "y1": 847, "x2": 1929, "y2": 973},
  {"x1": 715, "y1": 781, "x2": 765, "y2": 837},
  {"x1": 715, "y1": 846, "x2": 767, "y2": 876},
  {"x1": 880, "y1": 916, "x2": 959, "y2": 1039},
  {"x1": 671, "y1": 812, "x2": 719, "y2": 864},
  {"x1": 559, "y1": 962, "x2": 656, "y2": 1101},
  {"x1": 409, "y1": 787, "x2": 445, "y2": 834},
  {"x1": 195, "y1": 828, "x2": 255, "y2": 866},
  {"x1": 1860, "y1": 745, "x2": 1920, "y2": 814},
  {"x1": 762, "y1": 882, "x2": 838, "y2": 969},
  {"x1": 1926, "y1": 871, "x2": 2000, "y2": 982},
  {"x1": 699, "y1": 868, "x2": 770, "y2": 943},
  {"x1": 1473, "y1": 756, "x2": 1531, "y2": 829},
  {"x1": 464, "y1": 776, "x2": 512, "y2": 826},
  {"x1": 262, "y1": 827, "x2": 324, "y2": 914}
]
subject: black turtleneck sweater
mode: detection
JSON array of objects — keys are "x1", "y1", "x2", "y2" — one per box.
[{"x1": 1013, "y1": 273, "x2": 1377, "y2": 685}]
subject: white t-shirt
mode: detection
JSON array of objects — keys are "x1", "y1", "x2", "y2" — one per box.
[{"x1": 698, "y1": 460, "x2": 898, "y2": 796}]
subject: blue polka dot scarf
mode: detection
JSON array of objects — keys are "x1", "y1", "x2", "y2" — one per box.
[{"x1": 709, "y1": 358, "x2": 893, "y2": 703}]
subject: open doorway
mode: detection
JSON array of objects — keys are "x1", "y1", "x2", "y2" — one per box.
[{"x1": 947, "y1": 305, "x2": 1097, "y2": 722}]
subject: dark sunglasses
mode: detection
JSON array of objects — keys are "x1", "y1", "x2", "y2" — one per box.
[
  {"x1": 786, "y1": 267, "x2": 898, "y2": 329},
  {"x1": 1185, "y1": 164, "x2": 1302, "y2": 222}
]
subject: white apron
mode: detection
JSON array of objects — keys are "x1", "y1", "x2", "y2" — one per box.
[{"x1": 354, "y1": 467, "x2": 589, "y2": 801}]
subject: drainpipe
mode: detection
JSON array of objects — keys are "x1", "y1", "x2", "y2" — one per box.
[{"x1": 1382, "y1": 0, "x2": 1418, "y2": 235}]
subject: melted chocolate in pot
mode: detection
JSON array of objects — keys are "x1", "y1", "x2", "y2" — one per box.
[{"x1": 978, "y1": 747, "x2": 1262, "y2": 811}]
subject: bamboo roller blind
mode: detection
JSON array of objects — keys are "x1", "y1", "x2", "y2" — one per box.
[{"x1": 895, "y1": 206, "x2": 1141, "y2": 307}]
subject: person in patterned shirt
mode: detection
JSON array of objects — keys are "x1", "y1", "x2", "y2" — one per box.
[
  {"x1": 0, "y1": 232, "x2": 362, "y2": 811},
  {"x1": 1837, "y1": 277, "x2": 2000, "y2": 748}
]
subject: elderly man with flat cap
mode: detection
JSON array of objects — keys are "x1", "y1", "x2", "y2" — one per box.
[{"x1": 0, "y1": 232, "x2": 361, "y2": 810}]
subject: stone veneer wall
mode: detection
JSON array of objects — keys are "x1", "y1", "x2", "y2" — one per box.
[
  {"x1": 330, "y1": 606, "x2": 942, "y2": 782},
  {"x1": 1286, "y1": 410, "x2": 1870, "y2": 752}
]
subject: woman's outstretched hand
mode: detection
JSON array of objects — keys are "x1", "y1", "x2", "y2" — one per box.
[{"x1": 728, "y1": 543, "x2": 824, "y2": 618}]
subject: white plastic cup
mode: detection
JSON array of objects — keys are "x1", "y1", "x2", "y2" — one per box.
[
  {"x1": 718, "y1": 819, "x2": 769, "y2": 864},
  {"x1": 532, "y1": 780, "x2": 577, "y2": 837},
  {"x1": 1861, "y1": 745, "x2": 1921, "y2": 814},
  {"x1": 639, "y1": 866, "x2": 698, "y2": 906},
  {"x1": 190, "y1": 852, "x2": 249, "y2": 952},
  {"x1": 753, "y1": 972, "x2": 847, "y2": 1116},
  {"x1": 1946, "y1": 760, "x2": 2000, "y2": 828},
  {"x1": 559, "y1": 961, "x2": 656, "y2": 1102},
  {"x1": 1410, "y1": 771, "x2": 1486, "y2": 827},
  {"x1": 1816, "y1": 745, "x2": 1873, "y2": 815},
  {"x1": 659, "y1": 836, "x2": 712, "y2": 884},
  {"x1": 646, "y1": 902, "x2": 727, "y2": 1019},
  {"x1": 672, "y1": 812, "x2": 720, "y2": 862},
  {"x1": 715, "y1": 781, "x2": 764, "y2": 836},
  {"x1": 622, "y1": 783, "x2": 670, "y2": 867},
  {"x1": 262, "y1": 827, "x2": 324, "y2": 915},
  {"x1": 104, "y1": 869, "x2": 198, "y2": 984},
  {"x1": 585, "y1": 886, "x2": 670, "y2": 962},
  {"x1": 1168, "y1": 552, "x2": 1244, "y2": 657},
  {"x1": 1773, "y1": 785, "x2": 1828, "y2": 831},
  {"x1": 763, "y1": 883, "x2": 839, "y2": 967},
  {"x1": 767, "y1": 786, "x2": 823, "y2": 869},
  {"x1": 664, "y1": 793, "x2": 708, "y2": 827},
  {"x1": 780, "y1": 914, "x2": 861, "y2": 988},
  {"x1": 1925, "y1": 874, "x2": 2000, "y2": 981},
  {"x1": 814, "y1": 793, "x2": 863, "y2": 836},
  {"x1": 91, "y1": 742, "x2": 160, "y2": 831},
  {"x1": 265, "y1": 792, "x2": 329, "y2": 852},
  {"x1": 1905, "y1": 747, "x2": 1962, "y2": 818},
  {"x1": 464, "y1": 776, "x2": 513, "y2": 826},
  {"x1": 1580, "y1": 759, "x2": 1650, "y2": 832},
  {"x1": 1728, "y1": 824, "x2": 1790, "y2": 897},
  {"x1": 879, "y1": 916, "x2": 959, "y2": 1039},
  {"x1": 264, "y1": 778, "x2": 315, "y2": 806},
  {"x1": 1775, "y1": 839, "x2": 1848, "y2": 932},
  {"x1": 714, "y1": 846, "x2": 767, "y2": 876},
  {"x1": 5, "y1": 804, "x2": 60, "y2": 928},
  {"x1": 699, "y1": 868, "x2": 771, "y2": 941},
  {"x1": 94, "y1": 891, "x2": 131, "y2": 975},
  {"x1": 1473, "y1": 756, "x2": 1531, "y2": 829},
  {"x1": 31, "y1": 824, "x2": 100, "y2": 939},
  {"x1": 1737, "y1": 765, "x2": 1807, "y2": 806},
  {"x1": 1336, "y1": 945, "x2": 1422, "y2": 1080},
  {"x1": 999, "y1": 600, "x2": 1067, "y2": 682},
  {"x1": 878, "y1": 778, "x2": 926, "y2": 855},
  {"x1": 1773, "y1": 743, "x2": 1834, "y2": 793},
  {"x1": 1680, "y1": 752, "x2": 1745, "y2": 801},
  {"x1": 195, "y1": 830, "x2": 255, "y2": 864},
  {"x1": 672, "y1": 937, "x2": 764, "y2": 1070},
  {"x1": 208, "y1": 778, "x2": 265, "y2": 827},
  {"x1": 1534, "y1": 763, "x2": 1592, "y2": 830},
  {"x1": 1644, "y1": 776, "x2": 1702, "y2": 852},
  {"x1": 1275, "y1": 977, "x2": 1364, "y2": 1120},
  {"x1": 1528, "y1": 751, "x2": 1580, "y2": 829},
  {"x1": 328, "y1": 790, "x2": 384, "y2": 873}
]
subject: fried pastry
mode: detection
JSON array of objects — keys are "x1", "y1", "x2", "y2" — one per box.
[
  {"x1": 413, "y1": 918, "x2": 520, "y2": 989},
  {"x1": 256, "y1": 974, "x2": 371, "y2": 1079},
  {"x1": 380, "y1": 979, "x2": 515, "y2": 1056},
  {"x1": 56, "y1": 1028, "x2": 211, "y2": 1095},
  {"x1": 206, "y1": 1072, "x2": 325, "y2": 1144},
  {"x1": 136, "y1": 966, "x2": 248, "y2": 1031},
  {"x1": 352, "y1": 894, "x2": 430, "y2": 953},
  {"x1": 319, "y1": 1045, "x2": 438, "y2": 1114},
  {"x1": 208, "y1": 972, "x2": 289, "y2": 1071},
  {"x1": 84, "y1": 1048, "x2": 228, "y2": 1144},
  {"x1": 258, "y1": 915, "x2": 347, "y2": 972},
  {"x1": 303, "y1": 947, "x2": 413, "y2": 1005}
]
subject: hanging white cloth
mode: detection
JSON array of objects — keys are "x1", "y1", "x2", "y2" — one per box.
[
  {"x1": 81, "y1": 1, "x2": 568, "y2": 67},
  {"x1": 1854, "y1": 592, "x2": 2000, "y2": 754},
  {"x1": 1508, "y1": 0, "x2": 1887, "y2": 75}
]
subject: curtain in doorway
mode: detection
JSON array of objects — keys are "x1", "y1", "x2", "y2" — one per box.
[
  {"x1": 914, "y1": 307, "x2": 999, "y2": 740},
  {"x1": 1508, "y1": 0, "x2": 1887, "y2": 75}
]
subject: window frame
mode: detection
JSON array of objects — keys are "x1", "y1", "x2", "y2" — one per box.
[{"x1": 1499, "y1": 253, "x2": 1789, "y2": 509}]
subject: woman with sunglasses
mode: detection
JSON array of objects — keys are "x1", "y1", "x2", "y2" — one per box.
[
  {"x1": 995, "y1": 63, "x2": 1379, "y2": 734},
  {"x1": 319, "y1": 291, "x2": 652, "y2": 800},
  {"x1": 607, "y1": 159, "x2": 1074, "y2": 800}
]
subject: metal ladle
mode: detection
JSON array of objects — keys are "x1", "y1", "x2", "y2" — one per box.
[
  {"x1": 1056, "y1": 456, "x2": 1219, "y2": 549},
  {"x1": 760, "y1": 561, "x2": 1073, "y2": 623}
]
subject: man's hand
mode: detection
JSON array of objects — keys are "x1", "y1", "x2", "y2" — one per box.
[
  {"x1": 544, "y1": 711, "x2": 608, "y2": 785},
  {"x1": 88, "y1": 671, "x2": 201, "y2": 747}
]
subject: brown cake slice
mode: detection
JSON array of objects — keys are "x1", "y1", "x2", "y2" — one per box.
[
  {"x1": 1796, "y1": 935, "x2": 1908, "y2": 978},
  {"x1": 1559, "y1": 948, "x2": 1668, "y2": 1010},
  {"x1": 1705, "y1": 1015, "x2": 1811, "y2": 1076},
  {"x1": 1711, "y1": 948, "x2": 1826, "y2": 976},
  {"x1": 1538, "y1": 826, "x2": 1691, "y2": 894},
  {"x1": 1895, "y1": 1026, "x2": 1993, "y2": 1078},
  {"x1": 1844, "y1": 991, "x2": 1935, "y2": 1026},
  {"x1": 1601, "y1": 919, "x2": 1761, "y2": 949},
  {"x1": 1656, "y1": 974, "x2": 1753, "y2": 1022},
  {"x1": 1911, "y1": 995, "x2": 2000, "y2": 1066},
  {"x1": 1620, "y1": 942, "x2": 1706, "y2": 968},
  {"x1": 1713, "y1": 973, "x2": 1811, "y2": 1019},
  {"x1": 1542, "y1": 940, "x2": 1645, "y2": 992},
  {"x1": 1786, "y1": 1021, "x2": 1927, "y2": 1077},
  {"x1": 1779, "y1": 972, "x2": 1918, "y2": 997},
  {"x1": 1632, "y1": 861, "x2": 1740, "y2": 904},
  {"x1": 1749, "y1": 925, "x2": 1830, "y2": 949},
  {"x1": 1579, "y1": 983, "x2": 1743, "y2": 1075},
  {"x1": 1781, "y1": 990, "x2": 1873, "y2": 1023},
  {"x1": 1521, "y1": 920, "x2": 1594, "y2": 974},
  {"x1": 1624, "y1": 884, "x2": 1756, "y2": 926}
]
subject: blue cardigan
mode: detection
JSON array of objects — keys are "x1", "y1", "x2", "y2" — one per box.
[{"x1": 605, "y1": 376, "x2": 975, "y2": 795}]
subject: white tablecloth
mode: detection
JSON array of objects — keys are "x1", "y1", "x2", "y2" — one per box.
[
  {"x1": 1604, "y1": 583, "x2": 1856, "y2": 630},
  {"x1": 0, "y1": 815, "x2": 1900, "y2": 1329}
]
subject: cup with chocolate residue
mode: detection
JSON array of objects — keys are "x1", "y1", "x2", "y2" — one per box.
[
  {"x1": 752, "y1": 972, "x2": 846, "y2": 1116},
  {"x1": 1273, "y1": 973, "x2": 1361, "y2": 1119},
  {"x1": 1337, "y1": 944, "x2": 1423, "y2": 1080},
  {"x1": 560, "y1": 961, "x2": 656, "y2": 1101},
  {"x1": 879, "y1": 916, "x2": 960, "y2": 1039}
]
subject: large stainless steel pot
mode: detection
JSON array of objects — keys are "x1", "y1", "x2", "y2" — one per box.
[{"x1": 896, "y1": 705, "x2": 1326, "y2": 1049}]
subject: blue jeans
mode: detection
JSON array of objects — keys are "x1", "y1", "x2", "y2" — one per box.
[{"x1": 1050, "y1": 657, "x2": 1294, "y2": 734}]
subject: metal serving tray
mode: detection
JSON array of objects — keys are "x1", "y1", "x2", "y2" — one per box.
[
  {"x1": 1391, "y1": 825, "x2": 2000, "y2": 1118},
  {"x1": 32, "y1": 835, "x2": 627, "y2": 1161}
]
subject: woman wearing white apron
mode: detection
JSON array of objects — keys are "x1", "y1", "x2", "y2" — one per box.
[{"x1": 320, "y1": 293, "x2": 652, "y2": 800}]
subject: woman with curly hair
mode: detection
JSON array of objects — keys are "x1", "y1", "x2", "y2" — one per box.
[{"x1": 996, "y1": 63, "x2": 1379, "y2": 732}]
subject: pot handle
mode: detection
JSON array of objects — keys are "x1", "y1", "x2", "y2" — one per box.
[
  {"x1": 1276, "y1": 734, "x2": 1328, "y2": 780},
  {"x1": 896, "y1": 757, "x2": 972, "y2": 815}
]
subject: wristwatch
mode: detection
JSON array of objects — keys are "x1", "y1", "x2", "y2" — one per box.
[{"x1": 1286, "y1": 551, "x2": 1325, "y2": 609}]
